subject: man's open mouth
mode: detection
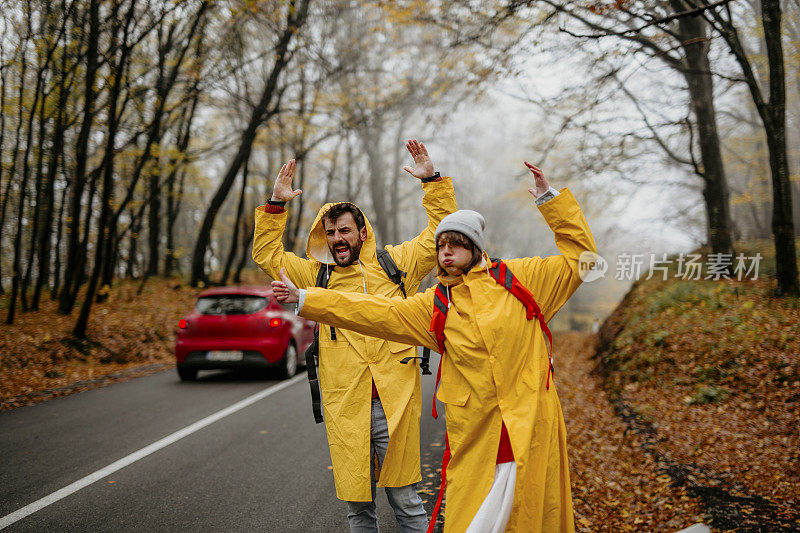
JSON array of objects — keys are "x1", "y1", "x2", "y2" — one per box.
[{"x1": 334, "y1": 244, "x2": 349, "y2": 256}]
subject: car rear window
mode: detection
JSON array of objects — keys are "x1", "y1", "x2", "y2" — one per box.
[{"x1": 195, "y1": 295, "x2": 268, "y2": 315}]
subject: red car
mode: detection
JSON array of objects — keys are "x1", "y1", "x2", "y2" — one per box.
[{"x1": 175, "y1": 285, "x2": 315, "y2": 381}]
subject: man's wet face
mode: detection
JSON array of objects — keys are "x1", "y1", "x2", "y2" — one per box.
[{"x1": 324, "y1": 212, "x2": 367, "y2": 267}]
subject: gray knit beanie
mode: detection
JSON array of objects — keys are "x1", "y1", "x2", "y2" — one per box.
[{"x1": 435, "y1": 210, "x2": 485, "y2": 252}]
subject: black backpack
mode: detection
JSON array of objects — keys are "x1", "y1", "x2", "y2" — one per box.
[{"x1": 304, "y1": 249, "x2": 431, "y2": 423}]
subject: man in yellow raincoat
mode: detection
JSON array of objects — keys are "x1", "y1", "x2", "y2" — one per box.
[
  {"x1": 272, "y1": 162, "x2": 596, "y2": 532},
  {"x1": 252, "y1": 140, "x2": 457, "y2": 531}
]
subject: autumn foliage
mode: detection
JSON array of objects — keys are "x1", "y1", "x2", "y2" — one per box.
[
  {"x1": 0, "y1": 277, "x2": 205, "y2": 410},
  {"x1": 585, "y1": 0, "x2": 632, "y2": 15},
  {"x1": 594, "y1": 240, "x2": 800, "y2": 529}
]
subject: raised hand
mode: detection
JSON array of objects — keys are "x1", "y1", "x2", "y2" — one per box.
[
  {"x1": 524, "y1": 161, "x2": 550, "y2": 198},
  {"x1": 402, "y1": 139, "x2": 435, "y2": 179},
  {"x1": 271, "y1": 268, "x2": 300, "y2": 304},
  {"x1": 270, "y1": 159, "x2": 302, "y2": 203}
]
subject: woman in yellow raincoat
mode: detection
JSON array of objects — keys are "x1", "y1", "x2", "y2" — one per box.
[{"x1": 273, "y1": 162, "x2": 596, "y2": 532}]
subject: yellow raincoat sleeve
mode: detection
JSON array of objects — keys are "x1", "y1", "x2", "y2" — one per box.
[
  {"x1": 383, "y1": 177, "x2": 457, "y2": 287},
  {"x1": 300, "y1": 286, "x2": 439, "y2": 352},
  {"x1": 507, "y1": 187, "x2": 597, "y2": 323},
  {"x1": 251, "y1": 206, "x2": 317, "y2": 288}
]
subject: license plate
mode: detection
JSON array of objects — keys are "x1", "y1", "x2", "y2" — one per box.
[{"x1": 207, "y1": 350, "x2": 244, "y2": 361}]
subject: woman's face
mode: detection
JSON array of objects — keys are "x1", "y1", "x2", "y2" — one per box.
[{"x1": 437, "y1": 241, "x2": 474, "y2": 276}]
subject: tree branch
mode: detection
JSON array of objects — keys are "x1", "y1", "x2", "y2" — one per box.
[{"x1": 557, "y1": 0, "x2": 734, "y2": 38}]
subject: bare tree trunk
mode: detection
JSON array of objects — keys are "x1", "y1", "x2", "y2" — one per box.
[
  {"x1": 126, "y1": 205, "x2": 143, "y2": 278},
  {"x1": 705, "y1": 0, "x2": 798, "y2": 295},
  {"x1": 748, "y1": 201, "x2": 768, "y2": 240},
  {"x1": 2, "y1": 23, "x2": 30, "y2": 316},
  {"x1": 359, "y1": 122, "x2": 388, "y2": 245},
  {"x1": 345, "y1": 136, "x2": 354, "y2": 202},
  {"x1": 165, "y1": 164, "x2": 188, "y2": 276},
  {"x1": 165, "y1": 82, "x2": 200, "y2": 276},
  {"x1": 23, "y1": 84, "x2": 52, "y2": 310},
  {"x1": 97, "y1": 222, "x2": 119, "y2": 302},
  {"x1": 760, "y1": 0, "x2": 797, "y2": 294},
  {"x1": 24, "y1": 1, "x2": 72, "y2": 308},
  {"x1": 233, "y1": 215, "x2": 254, "y2": 284},
  {"x1": 286, "y1": 69, "x2": 309, "y2": 253},
  {"x1": 792, "y1": 181, "x2": 800, "y2": 236},
  {"x1": 6, "y1": 149, "x2": 29, "y2": 323},
  {"x1": 145, "y1": 157, "x2": 162, "y2": 275},
  {"x1": 164, "y1": 121, "x2": 194, "y2": 276},
  {"x1": 389, "y1": 119, "x2": 405, "y2": 244},
  {"x1": 221, "y1": 161, "x2": 249, "y2": 284},
  {"x1": 8, "y1": 3, "x2": 58, "y2": 320},
  {"x1": 672, "y1": 1, "x2": 735, "y2": 259},
  {"x1": 33, "y1": 38, "x2": 71, "y2": 309},
  {"x1": 144, "y1": 4, "x2": 208, "y2": 276},
  {"x1": 146, "y1": 25, "x2": 169, "y2": 278},
  {"x1": 322, "y1": 137, "x2": 343, "y2": 204},
  {"x1": 0, "y1": 38, "x2": 7, "y2": 294},
  {"x1": 74, "y1": 2, "x2": 135, "y2": 338},
  {"x1": 68, "y1": 165, "x2": 100, "y2": 306},
  {"x1": 51, "y1": 179, "x2": 68, "y2": 300},
  {"x1": 286, "y1": 154, "x2": 308, "y2": 252},
  {"x1": 190, "y1": 0, "x2": 310, "y2": 287},
  {"x1": 5, "y1": 119, "x2": 31, "y2": 323},
  {"x1": 59, "y1": 0, "x2": 100, "y2": 314}
]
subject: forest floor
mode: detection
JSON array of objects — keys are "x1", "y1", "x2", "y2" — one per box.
[
  {"x1": 587, "y1": 239, "x2": 800, "y2": 531},
  {"x1": 0, "y1": 274, "x2": 268, "y2": 410}
]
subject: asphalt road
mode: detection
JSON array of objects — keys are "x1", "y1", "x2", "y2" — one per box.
[{"x1": 0, "y1": 356, "x2": 446, "y2": 532}]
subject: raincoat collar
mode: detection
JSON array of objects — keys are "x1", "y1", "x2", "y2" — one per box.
[{"x1": 306, "y1": 202, "x2": 378, "y2": 266}]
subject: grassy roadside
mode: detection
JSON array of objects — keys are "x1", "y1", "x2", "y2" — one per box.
[
  {"x1": 594, "y1": 240, "x2": 800, "y2": 530},
  {"x1": 0, "y1": 276, "x2": 218, "y2": 410}
]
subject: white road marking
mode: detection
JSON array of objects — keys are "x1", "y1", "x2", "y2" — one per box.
[{"x1": 0, "y1": 374, "x2": 306, "y2": 529}]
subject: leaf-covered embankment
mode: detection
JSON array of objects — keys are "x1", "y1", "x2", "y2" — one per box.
[
  {"x1": 0, "y1": 278, "x2": 205, "y2": 411},
  {"x1": 595, "y1": 241, "x2": 800, "y2": 530}
]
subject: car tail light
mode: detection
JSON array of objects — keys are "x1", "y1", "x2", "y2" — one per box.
[
  {"x1": 179, "y1": 319, "x2": 188, "y2": 329},
  {"x1": 268, "y1": 318, "x2": 282, "y2": 328}
]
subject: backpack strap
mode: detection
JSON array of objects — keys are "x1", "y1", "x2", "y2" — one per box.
[
  {"x1": 379, "y1": 249, "x2": 433, "y2": 376},
  {"x1": 430, "y1": 283, "x2": 450, "y2": 355},
  {"x1": 376, "y1": 249, "x2": 407, "y2": 298},
  {"x1": 427, "y1": 282, "x2": 451, "y2": 419},
  {"x1": 304, "y1": 334, "x2": 323, "y2": 424},
  {"x1": 304, "y1": 264, "x2": 332, "y2": 424},
  {"x1": 488, "y1": 259, "x2": 555, "y2": 389}
]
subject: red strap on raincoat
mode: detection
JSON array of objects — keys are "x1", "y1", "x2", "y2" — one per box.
[
  {"x1": 429, "y1": 284, "x2": 450, "y2": 419},
  {"x1": 427, "y1": 434, "x2": 451, "y2": 533},
  {"x1": 487, "y1": 260, "x2": 555, "y2": 389}
]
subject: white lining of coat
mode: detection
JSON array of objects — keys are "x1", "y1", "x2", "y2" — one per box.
[{"x1": 465, "y1": 461, "x2": 516, "y2": 533}]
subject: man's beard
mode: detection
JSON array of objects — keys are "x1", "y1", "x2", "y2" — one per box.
[{"x1": 330, "y1": 239, "x2": 363, "y2": 267}]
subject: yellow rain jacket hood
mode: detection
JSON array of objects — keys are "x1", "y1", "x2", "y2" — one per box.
[
  {"x1": 297, "y1": 188, "x2": 595, "y2": 531},
  {"x1": 252, "y1": 177, "x2": 457, "y2": 502},
  {"x1": 305, "y1": 202, "x2": 374, "y2": 265}
]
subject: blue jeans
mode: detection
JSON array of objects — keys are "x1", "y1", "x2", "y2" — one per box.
[{"x1": 346, "y1": 397, "x2": 428, "y2": 533}]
